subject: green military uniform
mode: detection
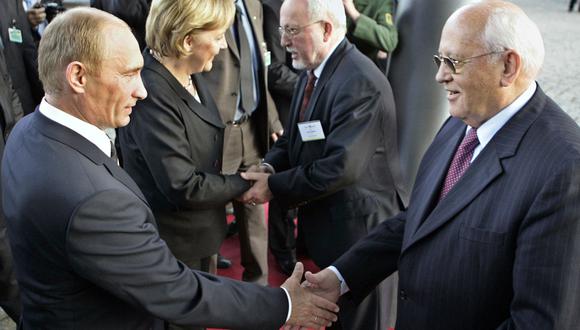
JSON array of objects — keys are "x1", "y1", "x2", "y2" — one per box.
[{"x1": 346, "y1": 0, "x2": 397, "y2": 64}]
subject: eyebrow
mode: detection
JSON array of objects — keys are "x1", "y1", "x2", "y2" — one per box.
[{"x1": 122, "y1": 65, "x2": 143, "y2": 75}]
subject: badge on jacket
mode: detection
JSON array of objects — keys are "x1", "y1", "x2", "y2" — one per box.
[{"x1": 298, "y1": 120, "x2": 325, "y2": 142}]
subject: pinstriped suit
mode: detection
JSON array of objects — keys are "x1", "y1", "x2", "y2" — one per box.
[{"x1": 334, "y1": 86, "x2": 580, "y2": 330}]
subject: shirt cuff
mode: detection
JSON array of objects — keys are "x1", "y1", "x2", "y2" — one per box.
[
  {"x1": 281, "y1": 287, "x2": 292, "y2": 322},
  {"x1": 328, "y1": 266, "x2": 350, "y2": 295},
  {"x1": 260, "y1": 162, "x2": 276, "y2": 174}
]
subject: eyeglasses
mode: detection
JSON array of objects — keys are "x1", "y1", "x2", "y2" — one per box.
[
  {"x1": 278, "y1": 20, "x2": 323, "y2": 38},
  {"x1": 433, "y1": 51, "x2": 505, "y2": 74}
]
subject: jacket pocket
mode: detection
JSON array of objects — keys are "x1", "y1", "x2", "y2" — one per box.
[{"x1": 459, "y1": 224, "x2": 506, "y2": 246}]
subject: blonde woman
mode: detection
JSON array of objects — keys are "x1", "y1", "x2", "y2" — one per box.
[{"x1": 118, "y1": 3, "x2": 249, "y2": 329}]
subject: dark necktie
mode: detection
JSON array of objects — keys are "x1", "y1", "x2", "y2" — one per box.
[
  {"x1": 109, "y1": 140, "x2": 119, "y2": 165},
  {"x1": 439, "y1": 128, "x2": 479, "y2": 200},
  {"x1": 235, "y1": 2, "x2": 256, "y2": 113},
  {"x1": 299, "y1": 71, "x2": 317, "y2": 122}
]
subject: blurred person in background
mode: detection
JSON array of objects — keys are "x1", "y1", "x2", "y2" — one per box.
[
  {"x1": 91, "y1": 0, "x2": 151, "y2": 50},
  {"x1": 0, "y1": 36, "x2": 24, "y2": 325},
  {"x1": 343, "y1": 0, "x2": 398, "y2": 72},
  {"x1": 202, "y1": 0, "x2": 283, "y2": 286},
  {"x1": 0, "y1": 0, "x2": 44, "y2": 115}
]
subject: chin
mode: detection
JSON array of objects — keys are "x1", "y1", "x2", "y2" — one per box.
[
  {"x1": 203, "y1": 62, "x2": 213, "y2": 72},
  {"x1": 292, "y1": 59, "x2": 306, "y2": 71},
  {"x1": 117, "y1": 117, "x2": 131, "y2": 128}
]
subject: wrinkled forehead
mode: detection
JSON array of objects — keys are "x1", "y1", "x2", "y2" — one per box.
[
  {"x1": 280, "y1": 0, "x2": 309, "y2": 26},
  {"x1": 101, "y1": 24, "x2": 143, "y2": 70},
  {"x1": 439, "y1": 8, "x2": 486, "y2": 54}
]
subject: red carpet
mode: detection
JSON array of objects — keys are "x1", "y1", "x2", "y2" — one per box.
[
  {"x1": 211, "y1": 208, "x2": 321, "y2": 330},
  {"x1": 217, "y1": 216, "x2": 320, "y2": 287},
  {"x1": 212, "y1": 208, "x2": 395, "y2": 330}
]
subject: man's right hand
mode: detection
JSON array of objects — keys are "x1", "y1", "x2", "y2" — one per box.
[
  {"x1": 281, "y1": 262, "x2": 339, "y2": 329},
  {"x1": 303, "y1": 268, "x2": 341, "y2": 304},
  {"x1": 27, "y1": 4, "x2": 46, "y2": 28}
]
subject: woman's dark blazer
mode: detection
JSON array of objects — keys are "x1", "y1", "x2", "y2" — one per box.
[{"x1": 119, "y1": 50, "x2": 250, "y2": 261}]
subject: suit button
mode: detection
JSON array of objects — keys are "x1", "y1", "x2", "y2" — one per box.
[
  {"x1": 400, "y1": 289, "x2": 408, "y2": 300},
  {"x1": 214, "y1": 134, "x2": 218, "y2": 142},
  {"x1": 231, "y1": 92, "x2": 238, "y2": 97}
]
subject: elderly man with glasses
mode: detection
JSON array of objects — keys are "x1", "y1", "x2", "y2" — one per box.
[
  {"x1": 301, "y1": 1, "x2": 580, "y2": 329},
  {"x1": 241, "y1": 0, "x2": 408, "y2": 328}
]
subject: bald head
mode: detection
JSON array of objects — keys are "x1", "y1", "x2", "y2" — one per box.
[
  {"x1": 444, "y1": 0, "x2": 544, "y2": 80},
  {"x1": 38, "y1": 7, "x2": 132, "y2": 96}
]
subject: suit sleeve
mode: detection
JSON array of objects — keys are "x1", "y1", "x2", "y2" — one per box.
[
  {"x1": 496, "y1": 158, "x2": 580, "y2": 329},
  {"x1": 67, "y1": 189, "x2": 288, "y2": 329},
  {"x1": 266, "y1": 74, "x2": 388, "y2": 205},
  {"x1": 349, "y1": 0, "x2": 398, "y2": 52},
  {"x1": 333, "y1": 211, "x2": 405, "y2": 302},
  {"x1": 127, "y1": 84, "x2": 249, "y2": 209}
]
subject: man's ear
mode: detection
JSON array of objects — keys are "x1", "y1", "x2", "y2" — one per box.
[
  {"x1": 322, "y1": 21, "x2": 333, "y2": 42},
  {"x1": 500, "y1": 50, "x2": 521, "y2": 87},
  {"x1": 66, "y1": 61, "x2": 88, "y2": 94}
]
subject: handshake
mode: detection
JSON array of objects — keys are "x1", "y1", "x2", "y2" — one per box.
[
  {"x1": 237, "y1": 164, "x2": 276, "y2": 206},
  {"x1": 280, "y1": 262, "x2": 343, "y2": 329}
]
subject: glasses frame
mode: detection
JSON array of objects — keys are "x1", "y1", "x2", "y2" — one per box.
[
  {"x1": 433, "y1": 51, "x2": 506, "y2": 74},
  {"x1": 278, "y1": 20, "x2": 324, "y2": 38}
]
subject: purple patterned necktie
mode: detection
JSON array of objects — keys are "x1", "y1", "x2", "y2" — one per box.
[{"x1": 439, "y1": 128, "x2": 479, "y2": 200}]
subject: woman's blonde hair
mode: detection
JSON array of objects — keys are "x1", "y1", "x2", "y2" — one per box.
[{"x1": 146, "y1": 0, "x2": 235, "y2": 58}]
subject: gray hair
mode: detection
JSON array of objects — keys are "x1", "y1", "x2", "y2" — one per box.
[
  {"x1": 482, "y1": 5, "x2": 544, "y2": 79},
  {"x1": 307, "y1": 0, "x2": 347, "y2": 35}
]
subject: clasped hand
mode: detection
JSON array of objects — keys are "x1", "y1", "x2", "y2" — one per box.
[
  {"x1": 238, "y1": 165, "x2": 273, "y2": 205},
  {"x1": 281, "y1": 262, "x2": 340, "y2": 329}
]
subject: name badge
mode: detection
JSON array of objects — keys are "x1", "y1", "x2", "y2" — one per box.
[
  {"x1": 298, "y1": 120, "x2": 325, "y2": 142},
  {"x1": 264, "y1": 50, "x2": 271, "y2": 67},
  {"x1": 8, "y1": 27, "x2": 23, "y2": 44}
]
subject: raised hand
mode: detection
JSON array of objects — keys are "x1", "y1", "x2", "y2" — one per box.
[
  {"x1": 281, "y1": 262, "x2": 339, "y2": 329},
  {"x1": 303, "y1": 268, "x2": 341, "y2": 305}
]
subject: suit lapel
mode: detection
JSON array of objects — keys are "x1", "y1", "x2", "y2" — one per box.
[
  {"x1": 302, "y1": 40, "x2": 350, "y2": 123},
  {"x1": 33, "y1": 112, "x2": 149, "y2": 205},
  {"x1": 402, "y1": 120, "x2": 465, "y2": 248},
  {"x1": 226, "y1": 29, "x2": 240, "y2": 61},
  {"x1": 144, "y1": 51, "x2": 224, "y2": 128},
  {"x1": 402, "y1": 85, "x2": 547, "y2": 253},
  {"x1": 289, "y1": 40, "x2": 351, "y2": 160}
]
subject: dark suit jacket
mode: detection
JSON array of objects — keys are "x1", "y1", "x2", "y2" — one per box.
[
  {"x1": 264, "y1": 39, "x2": 409, "y2": 268},
  {"x1": 0, "y1": 43, "x2": 22, "y2": 322},
  {"x1": 202, "y1": 0, "x2": 282, "y2": 171},
  {"x1": 262, "y1": 0, "x2": 300, "y2": 127},
  {"x1": 91, "y1": 0, "x2": 151, "y2": 50},
  {"x1": 0, "y1": 0, "x2": 43, "y2": 114},
  {"x1": 1, "y1": 111, "x2": 288, "y2": 329},
  {"x1": 119, "y1": 51, "x2": 250, "y2": 261},
  {"x1": 334, "y1": 86, "x2": 580, "y2": 330}
]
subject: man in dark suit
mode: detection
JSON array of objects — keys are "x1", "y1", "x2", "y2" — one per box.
[
  {"x1": 202, "y1": 0, "x2": 283, "y2": 285},
  {"x1": 0, "y1": 0, "x2": 44, "y2": 115},
  {"x1": 241, "y1": 0, "x2": 408, "y2": 328},
  {"x1": 303, "y1": 1, "x2": 580, "y2": 329},
  {"x1": 1, "y1": 8, "x2": 338, "y2": 329},
  {"x1": 0, "y1": 37, "x2": 23, "y2": 324},
  {"x1": 91, "y1": 0, "x2": 151, "y2": 50}
]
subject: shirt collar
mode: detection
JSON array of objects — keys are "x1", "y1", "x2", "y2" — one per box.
[
  {"x1": 470, "y1": 82, "x2": 537, "y2": 160},
  {"x1": 38, "y1": 98, "x2": 113, "y2": 157},
  {"x1": 311, "y1": 38, "x2": 344, "y2": 82}
]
